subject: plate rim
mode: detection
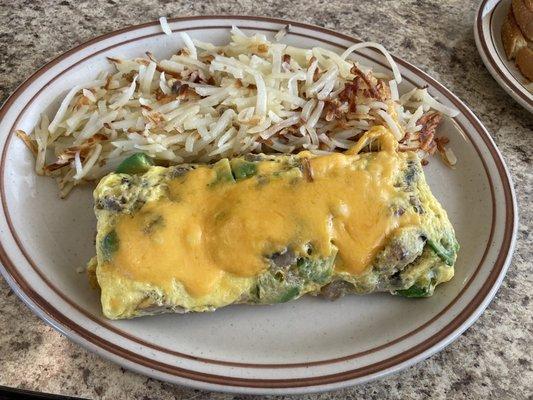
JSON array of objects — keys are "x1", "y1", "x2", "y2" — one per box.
[
  {"x1": 474, "y1": 0, "x2": 533, "y2": 112},
  {"x1": 0, "y1": 23, "x2": 505, "y2": 370},
  {"x1": 0, "y1": 15, "x2": 518, "y2": 394}
]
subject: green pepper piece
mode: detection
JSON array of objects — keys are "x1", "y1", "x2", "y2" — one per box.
[
  {"x1": 210, "y1": 159, "x2": 236, "y2": 185},
  {"x1": 101, "y1": 230, "x2": 119, "y2": 261},
  {"x1": 297, "y1": 256, "x2": 334, "y2": 284},
  {"x1": 427, "y1": 238, "x2": 456, "y2": 266},
  {"x1": 116, "y1": 153, "x2": 154, "y2": 175},
  {"x1": 397, "y1": 284, "x2": 431, "y2": 298},
  {"x1": 231, "y1": 159, "x2": 257, "y2": 180},
  {"x1": 277, "y1": 286, "x2": 300, "y2": 303},
  {"x1": 255, "y1": 272, "x2": 301, "y2": 304}
]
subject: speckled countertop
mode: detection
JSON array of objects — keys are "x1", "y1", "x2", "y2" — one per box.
[{"x1": 0, "y1": 0, "x2": 531, "y2": 399}]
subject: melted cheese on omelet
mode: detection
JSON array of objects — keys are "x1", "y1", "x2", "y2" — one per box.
[{"x1": 93, "y1": 126, "x2": 456, "y2": 318}]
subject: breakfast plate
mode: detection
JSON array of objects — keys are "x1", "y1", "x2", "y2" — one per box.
[
  {"x1": 475, "y1": 0, "x2": 533, "y2": 112},
  {"x1": 0, "y1": 16, "x2": 517, "y2": 394}
]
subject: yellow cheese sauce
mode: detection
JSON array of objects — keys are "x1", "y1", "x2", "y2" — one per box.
[{"x1": 105, "y1": 127, "x2": 420, "y2": 298}]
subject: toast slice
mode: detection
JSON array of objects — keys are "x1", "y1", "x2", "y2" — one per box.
[
  {"x1": 512, "y1": 0, "x2": 533, "y2": 40},
  {"x1": 502, "y1": 7, "x2": 528, "y2": 59}
]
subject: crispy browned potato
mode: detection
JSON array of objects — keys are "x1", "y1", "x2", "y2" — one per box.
[
  {"x1": 516, "y1": 46, "x2": 533, "y2": 80},
  {"x1": 502, "y1": 8, "x2": 528, "y2": 59},
  {"x1": 512, "y1": 0, "x2": 533, "y2": 40}
]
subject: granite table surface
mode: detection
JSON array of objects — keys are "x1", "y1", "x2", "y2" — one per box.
[{"x1": 0, "y1": 0, "x2": 531, "y2": 399}]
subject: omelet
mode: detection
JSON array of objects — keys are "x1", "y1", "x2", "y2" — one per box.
[{"x1": 88, "y1": 126, "x2": 458, "y2": 319}]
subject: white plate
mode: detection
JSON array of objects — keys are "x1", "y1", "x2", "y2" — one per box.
[
  {"x1": 475, "y1": 0, "x2": 533, "y2": 112},
  {"x1": 0, "y1": 16, "x2": 517, "y2": 394}
]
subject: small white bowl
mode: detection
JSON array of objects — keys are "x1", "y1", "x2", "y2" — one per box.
[{"x1": 475, "y1": 0, "x2": 533, "y2": 112}]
